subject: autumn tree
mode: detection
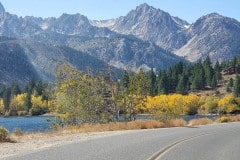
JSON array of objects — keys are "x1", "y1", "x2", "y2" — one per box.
[
  {"x1": 9, "y1": 93, "x2": 27, "y2": 116},
  {"x1": 55, "y1": 63, "x2": 105, "y2": 124}
]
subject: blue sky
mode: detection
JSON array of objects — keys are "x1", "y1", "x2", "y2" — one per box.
[{"x1": 1, "y1": 0, "x2": 239, "y2": 23}]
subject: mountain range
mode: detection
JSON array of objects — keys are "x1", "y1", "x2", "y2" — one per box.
[{"x1": 0, "y1": 2, "x2": 240, "y2": 85}]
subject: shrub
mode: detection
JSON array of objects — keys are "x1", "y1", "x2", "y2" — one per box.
[
  {"x1": 165, "y1": 119, "x2": 187, "y2": 127},
  {"x1": 0, "y1": 126, "x2": 9, "y2": 142},
  {"x1": 218, "y1": 116, "x2": 229, "y2": 123},
  {"x1": 17, "y1": 111, "x2": 28, "y2": 116},
  {"x1": 13, "y1": 128, "x2": 23, "y2": 136},
  {"x1": 188, "y1": 118, "x2": 213, "y2": 126}
]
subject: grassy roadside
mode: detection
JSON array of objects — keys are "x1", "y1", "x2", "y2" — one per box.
[{"x1": 1, "y1": 115, "x2": 240, "y2": 143}]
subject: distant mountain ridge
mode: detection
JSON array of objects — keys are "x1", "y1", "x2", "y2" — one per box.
[
  {"x1": 93, "y1": 3, "x2": 240, "y2": 63},
  {"x1": 0, "y1": 2, "x2": 240, "y2": 84},
  {"x1": 0, "y1": 2, "x2": 186, "y2": 86},
  {"x1": 175, "y1": 13, "x2": 240, "y2": 63},
  {"x1": 92, "y1": 3, "x2": 190, "y2": 52}
]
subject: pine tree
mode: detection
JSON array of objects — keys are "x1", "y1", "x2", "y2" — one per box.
[
  {"x1": 214, "y1": 60, "x2": 222, "y2": 82},
  {"x1": 176, "y1": 74, "x2": 189, "y2": 94},
  {"x1": 35, "y1": 80, "x2": 44, "y2": 96},
  {"x1": 168, "y1": 68, "x2": 178, "y2": 93},
  {"x1": 10, "y1": 83, "x2": 21, "y2": 97},
  {"x1": 203, "y1": 55, "x2": 214, "y2": 86},
  {"x1": 3, "y1": 87, "x2": 11, "y2": 111},
  {"x1": 158, "y1": 71, "x2": 169, "y2": 94},
  {"x1": 25, "y1": 92, "x2": 32, "y2": 112},
  {"x1": 191, "y1": 62, "x2": 205, "y2": 91},
  {"x1": 121, "y1": 70, "x2": 130, "y2": 89},
  {"x1": 149, "y1": 68, "x2": 157, "y2": 96},
  {"x1": 234, "y1": 74, "x2": 240, "y2": 97},
  {"x1": 211, "y1": 74, "x2": 217, "y2": 89}
]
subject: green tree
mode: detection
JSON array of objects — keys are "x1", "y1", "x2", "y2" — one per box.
[
  {"x1": 149, "y1": 68, "x2": 157, "y2": 96},
  {"x1": 226, "y1": 78, "x2": 234, "y2": 92},
  {"x1": 121, "y1": 70, "x2": 130, "y2": 89},
  {"x1": 129, "y1": 69, "x2": 150, "y2": 96},
  {"x1": 203, "y1": 55, "x2": 214, "y2": 86},
  {"x1": 157, "y1": 71, "x2": 169, "y2": 94},
  {"x1": 24, "y1": 79, "x2": 35, "y2": 94},
  {"x1": 10, "y1": 83, "x2": 21, "y2": 97},
  {"x1": 24, "y1": 92, "x2": 32, "y2": 112},
  {"x1": 176, "y1": 74, "x2": 189, "y2": 94},
  {"x1": 55, "y1": 63, "x2": 105, "y2": 124},
  {"x1": 3, "y1": 87, "x2": 11, "y2": 112},
  {"x1": 234, "y1": 74, "x2": 240, "y2": 97},
  {"x1": 211, "y1": 74, "x2": 217, "y2": 89},
  {"x1": 191, "y1": 62, "x2": 205, "y2": 91},
  {"x1": 214, "y1": 60, "x2": 222, "y2": 82}
]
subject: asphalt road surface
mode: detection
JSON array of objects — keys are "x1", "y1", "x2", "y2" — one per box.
[{"x1": 4, "y1": 122, "x2": 240, "y2": 160}]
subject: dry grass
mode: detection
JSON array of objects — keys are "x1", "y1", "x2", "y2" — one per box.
[
  {"x1": 165, "y1": 119, "x2": 187, "y2": 127},
  {"x1": 217, "y1": 115, "x2": 240, "y2": 123},
  {"x1": 59, "y1": 120, "x2": 165, "y2": 134},
  {"x1": 11, "y1": 120, "x2": 166, "y2": 140},
  {"x1": 7, "y1": 115, "x2": 240, "y2": 142},
  {"x1": 49, "y1": 119, "x2": 189, "y2": 137},
  {"x1": 188, "y1": 118, "x2": 214, "y2": 126},
  {"x1": 229, "y1": 115, "x2": 240, "y2": 122}
]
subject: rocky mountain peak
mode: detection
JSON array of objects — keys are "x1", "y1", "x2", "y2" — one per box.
[
  {"x1": 107, "y1": 3, "x2": 189, "y2": 51},
  {"x1": 203, "y1": 12, "x2": 223, "y2": 19},
  {"x1": 135, "y1": 3, "x2": 156, "y2": 13},
  {"x1": 176, "y1": 13, "x2": 240, "y2": 63},
  {"x1": 0, "y1": 2, "x2": 5, "y2": 12},
  {"x1": 190, "y1": 12, "x2": 240, "y2": 35}
]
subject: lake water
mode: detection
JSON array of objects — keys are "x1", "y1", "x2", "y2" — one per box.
[{"x1": 0, "y1": 116, "x2": 54, "y2": 133}]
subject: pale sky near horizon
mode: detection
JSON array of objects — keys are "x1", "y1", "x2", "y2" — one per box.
[{"x1": 0, "y1": 0, "x2": 239, "y2": 23}]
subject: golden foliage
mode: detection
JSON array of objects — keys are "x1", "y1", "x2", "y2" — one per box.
[
  {"x1": 142, "y1": 94, "x2": 201, "y2": 121},
  {"x1": 0, "y1": 99, "x2": 4, "y2": 115},
  {"x1": 9, "y1": 93, "x2": 27, "y2": 115}
]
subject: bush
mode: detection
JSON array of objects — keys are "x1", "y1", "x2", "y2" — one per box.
[
  {"x1": 218, "y1": 116, "x2": 229, "y2": 123},
  {"x1": 165, "y1": 119, "x2": 187, "y2": 127},
  {"x1": 188, "y1": 118, "x2": 213, "y2": 126},
  {"x1": 13, "y1": 128, "x2": 23, "y2": 136},
  {"x1": 0, "y1": 126, "x2": 9, "y2": 142},
  {"x1": 17, "y1": 111, "x2": 28, "y2": 116}
]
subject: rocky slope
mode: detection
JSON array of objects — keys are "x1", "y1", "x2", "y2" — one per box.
[
  {"x1": 93, "y1": 3, "x2": 240, "y2": 63},
  {"x1": 92, "y1": 3, "x2": 189, "y2": 52},
  {"x1": 175, "y1": 13, "x2": 240, "y2": 63},
  {"x1": 0, "y1": 2, "x2": 240, "y2": 85},
  {"x1": 66, "y1": 35, "x2": 185, "y2": 71},
  {"x1": 0, "y1": 38, "x2": 118, "y2": 85},
  {"x1": 0, "y1": 5, "x2": 184, "y2": 77}
]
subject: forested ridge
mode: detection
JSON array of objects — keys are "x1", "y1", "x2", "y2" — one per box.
[{"x1": 1, "y1": 55, "x2": 240, "y2": 124}]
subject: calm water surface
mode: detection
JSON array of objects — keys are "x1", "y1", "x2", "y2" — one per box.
[{"x1": 0, "y1": 116, "x2": 54, "y2": 133}]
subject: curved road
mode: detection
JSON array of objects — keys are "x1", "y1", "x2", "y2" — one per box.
[{"x1": 3, "y1": 122, "x2": 240, "y2": 160}]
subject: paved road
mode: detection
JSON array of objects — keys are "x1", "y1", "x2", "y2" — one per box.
[{"x1": 4, "y1": 122, "x2": 240, "y2": 160}]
